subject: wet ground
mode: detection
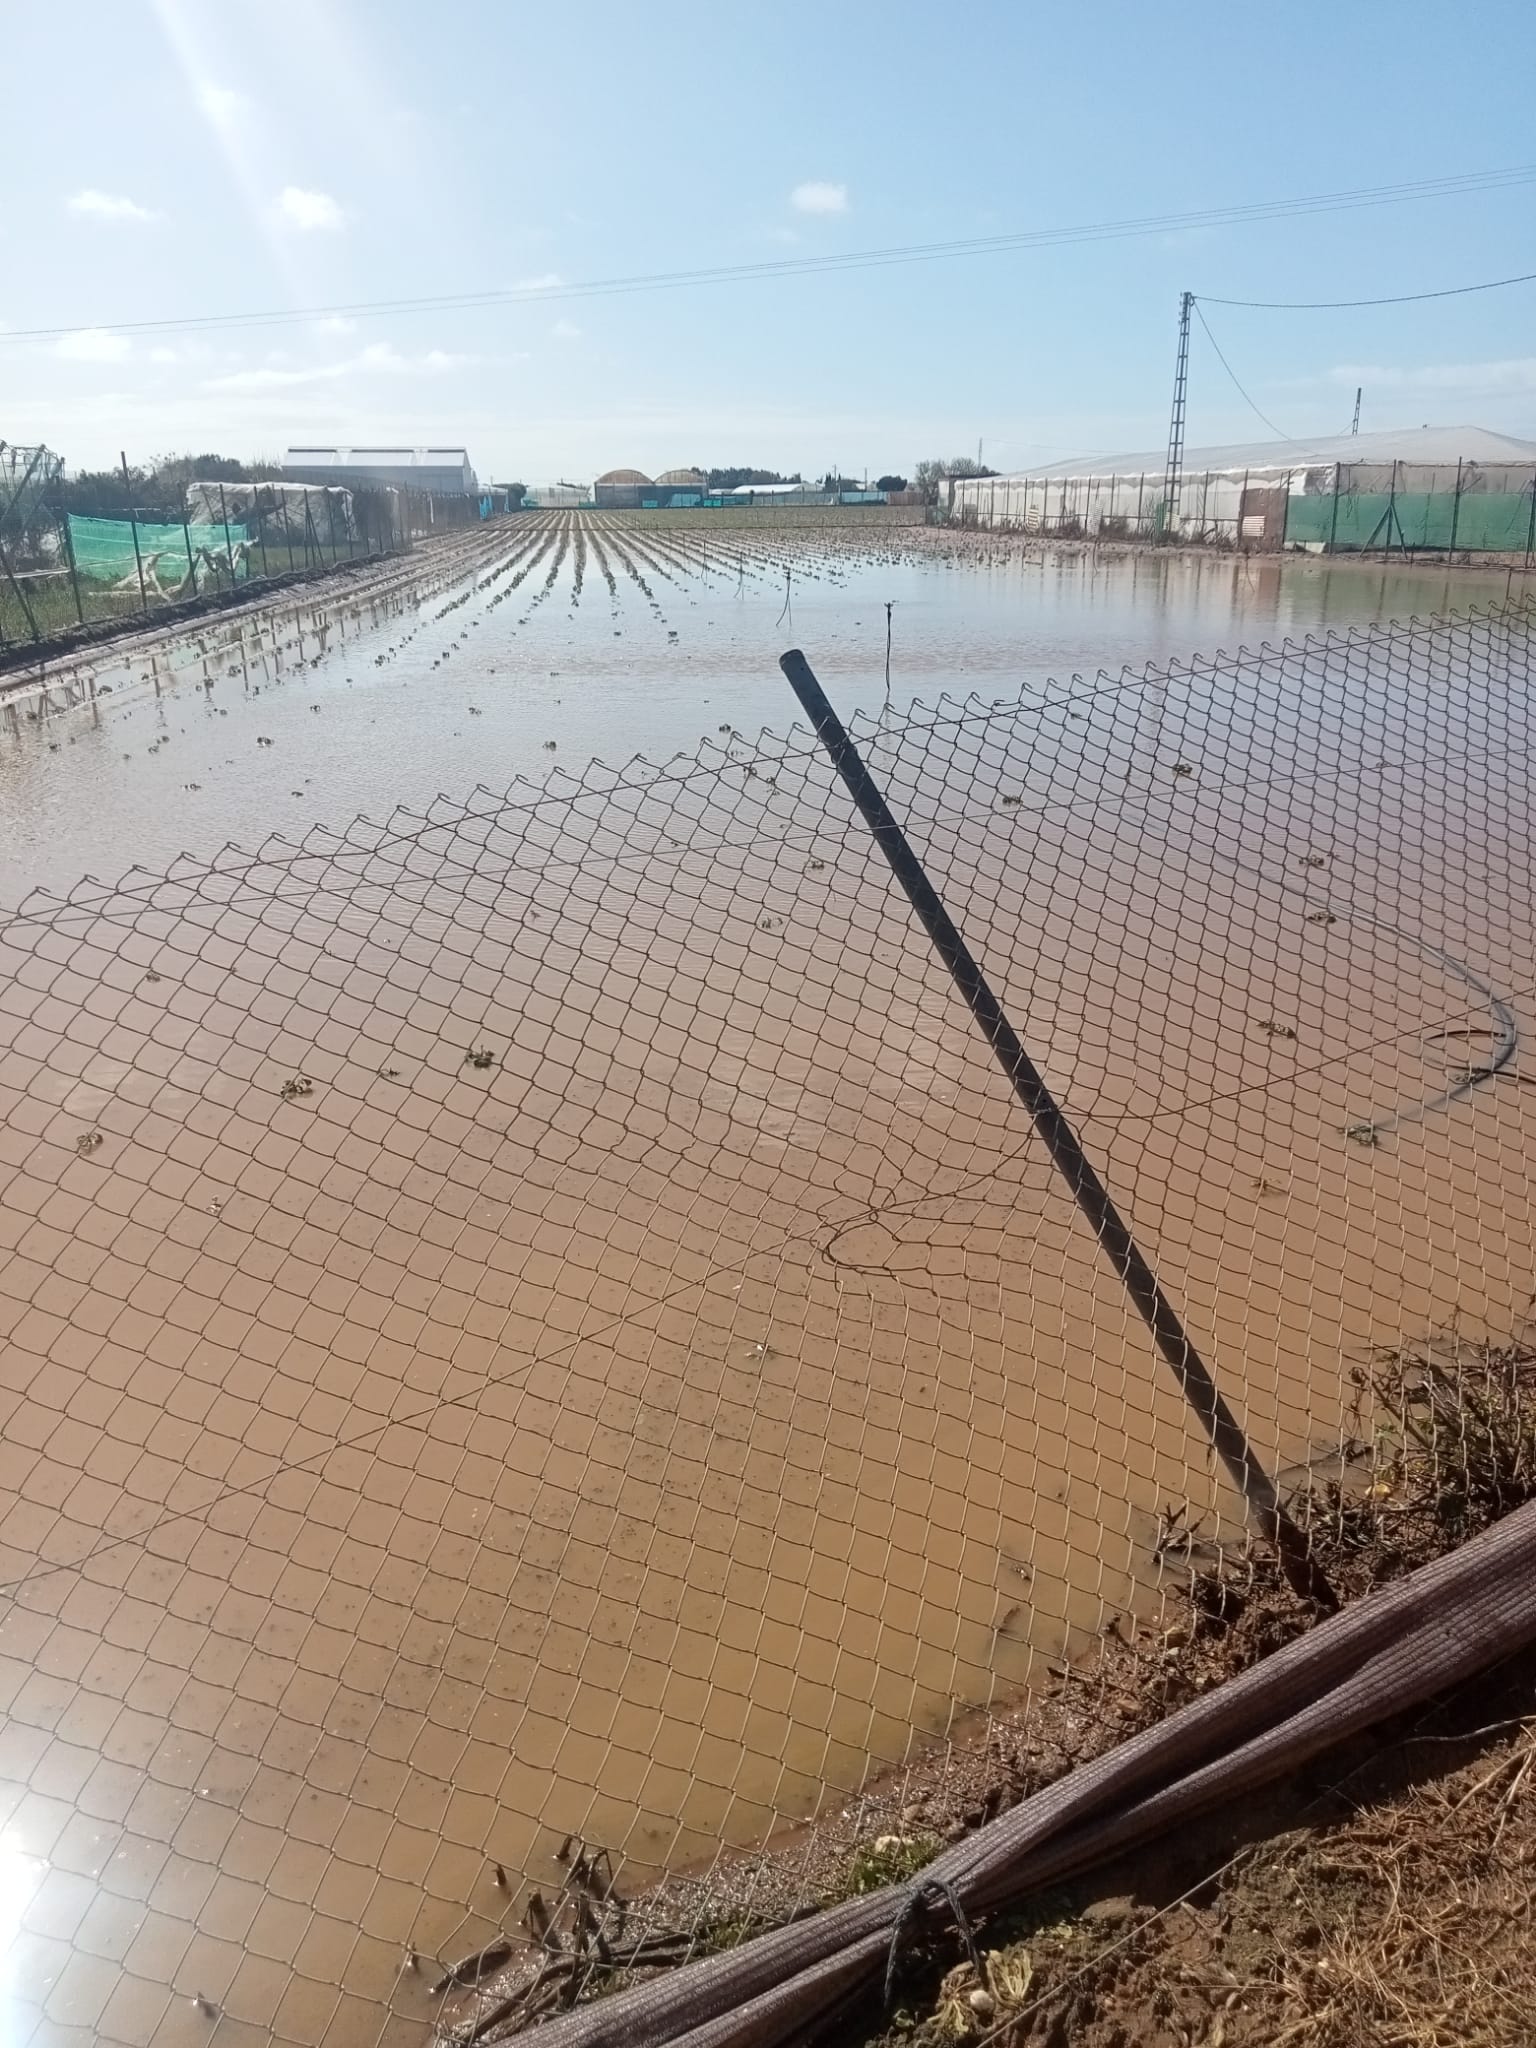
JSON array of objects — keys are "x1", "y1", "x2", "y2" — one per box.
[
  {"x1": 0, "y1": 518, "x2": 1519, "y2": 905},
  {"x1": 0, "y1": 521, "x2": 1532, "y2": 2045}
]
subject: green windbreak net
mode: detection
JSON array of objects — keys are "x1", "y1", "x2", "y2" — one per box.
[
  {"x1": 1285, "y1": 491, "x2": 1536, "y2": 552},
  {"x1": 67, "y1": 513, "x2": 251, "y2": 582}
]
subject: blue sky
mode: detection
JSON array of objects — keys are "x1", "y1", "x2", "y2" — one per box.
[{"x1": 5, "y1": 0, "x2": 1536, "y2": 482}]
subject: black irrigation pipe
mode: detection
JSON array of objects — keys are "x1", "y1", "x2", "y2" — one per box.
[{"x1": 781, "y1": 647, "x2": 1336, "y2": 1610}]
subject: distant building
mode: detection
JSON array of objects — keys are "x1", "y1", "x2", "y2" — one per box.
[
  {"x1": 593, "y1": 468, "x2": 653, "y2": 509},
  {"x1": 281, "y1": 446, "x2": 479, "y2": 496},
  {"x1": 523, "y1": 482, "x2": 589, "y2": 509}
]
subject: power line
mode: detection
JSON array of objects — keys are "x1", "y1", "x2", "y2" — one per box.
[
  {"x1": 1191, "y1": 302, "x2": 1290, "y2": 439},
  {"x1": 1199, "y1": 265, "x2": 1536, "y2": 310},
  {"x1": 5, "y1": 163, "x2": 1534, "y2": 346}
]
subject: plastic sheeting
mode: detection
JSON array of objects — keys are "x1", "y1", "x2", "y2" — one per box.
[{"x1": 66, "y1": 513, "x2": 249, "y2": 581}]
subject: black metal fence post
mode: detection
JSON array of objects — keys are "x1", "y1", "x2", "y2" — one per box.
[
  {"x1": 779, "y1": 647, "x2": 1337, "y2": 1609},
  {"x1": 120, "y1": 451, "x2": 149, "y2": 613}
]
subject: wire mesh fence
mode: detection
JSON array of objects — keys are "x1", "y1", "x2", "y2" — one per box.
[
  {"x1": 0, "y1": 481, "x2": 495, "y2": 659},
  {"x1": 0, "y1": 598, "x2": 1533, "y2": 2044},
  {"x1": 949, "y1": 460, "x2": 1536, "y2": 556}
]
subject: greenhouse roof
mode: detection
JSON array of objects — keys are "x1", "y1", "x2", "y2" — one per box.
[{"x1": 1013, "y1": 426, "x2": 1536, "y2": 481}]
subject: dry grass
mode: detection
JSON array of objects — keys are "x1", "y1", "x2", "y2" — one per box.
[
  {"x1": 856, "y1": 1702, "x2": 1536, "y2": 2048},
  {"x1": 1261, "y1": 1735, "x2": 1536, "y2": 2048},
  {"x1": 853, "y1": 1342, "x2": 1536, "y2": 2048}
]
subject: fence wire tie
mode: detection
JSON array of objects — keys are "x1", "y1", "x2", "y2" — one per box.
[{"x1": 883, "y1": 1874, "x2": 984, "y2": 2009}]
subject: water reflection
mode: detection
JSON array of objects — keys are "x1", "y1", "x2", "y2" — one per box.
[{"x1": 0, "y1": 528, "x2": 1518, "y2": 905}]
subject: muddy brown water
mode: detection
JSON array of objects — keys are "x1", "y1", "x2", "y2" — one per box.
[{"x1": 0, "y1": 525, "x2": 1533, "y2": 2043}]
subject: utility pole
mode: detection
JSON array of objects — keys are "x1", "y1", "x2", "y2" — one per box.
[
  {"x1": 1160, "y1": 291, "x2": 1192, "y2": 543},
  {"x1": 1351, "y1": 385, "x2": 1362, "y2": 435}
]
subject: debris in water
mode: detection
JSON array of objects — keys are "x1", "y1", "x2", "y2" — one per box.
[{"x1": 429, "y1": 1939, "x2": 516, "y2": 1995}]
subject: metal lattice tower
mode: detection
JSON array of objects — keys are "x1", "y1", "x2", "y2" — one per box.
[{"x1": 1160, "y1": 291, "x2": 1192, "y2": 540}]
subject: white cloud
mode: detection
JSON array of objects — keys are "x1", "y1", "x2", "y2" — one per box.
[
  {"x1": 315, "y1": 314, "x2": 356, "y2": 336},
  {"x1": 515, "y1": 272, "x2": 565, "y2": 292},
  {"x1": 67, "y1": 189, "x2": 158, "y2": 225},
  {"x1": 275, "y1": 186, "x2": 346, "y2": 233},
  {"x1": 55, "y1": 329, "x2": 132, "y2": 363},
  {"x1": 203, "y1": 343, "x2": 473, "y2": 392},
  {"x1": 765, "y1": 226, "x2": 801, "y2": 246},
  {"x1": 791, "y1": 181, "x2": 848, "y2": 215},
  {"x1": 203, "y1": 363, "x2": 343, "y2": 392},
  {"x1": 195, "y1": 81, "x2": 247, "y2": 134},
  {"x1": 551, "y1": 319, "x2": 582, "y2": 340},
  {"x1": 149, "y1": 345, "x2": 180, "y2": 365}
]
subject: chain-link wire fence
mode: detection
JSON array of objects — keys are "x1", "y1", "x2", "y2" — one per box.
[
  {"x1": 0, "y1": 597, "x2": 1533, "y2": 2043},
  {"x1": 0, "y1": 476, "x2": 495, "y2": 660}
]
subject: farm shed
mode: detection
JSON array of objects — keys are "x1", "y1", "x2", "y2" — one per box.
[
  {"x1": 523, "y1": 483, "x2": 590, "y2": 509},
  {"x1": 948, "y1": 426, "x2": 1536, "y2": 552},
  {"x1": 282, "y1": 445, "x2": 479, "y2": 496},
  {"x1": 594, "y1": 467, "x2": 654, "y2": 509}
]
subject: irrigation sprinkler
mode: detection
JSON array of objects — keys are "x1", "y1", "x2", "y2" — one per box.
[{"x1": 780, "y1": 646, "x2": 1336, "y2": 1610}]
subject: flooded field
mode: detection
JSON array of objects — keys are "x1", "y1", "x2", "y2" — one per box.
[
  {"x1": 0, "y1": 520, "x2": 1533, "y2": 2044},
  {"x1": 0, "y1": 515, "x2": 1521, "y2": 902}
]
